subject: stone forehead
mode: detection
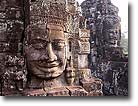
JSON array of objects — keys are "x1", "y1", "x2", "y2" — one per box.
[
  {"x1": 26, "y1": 23, "x2": 64, "y2": 33},
  {"x1": 47, "y1": 24, "x2": 64, "y2": 31},
  {"x1": 25, "y1": 24, "x2": 65, "y2": 41}
]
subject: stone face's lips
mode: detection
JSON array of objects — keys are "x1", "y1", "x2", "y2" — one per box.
[
  {"x1": 30, "y1": 60, "x2": 61, "y2": 73},
  {"x1": 36, "y1": 66, "x2": 58, "y2": 73},
  {"x1": 28, "y1": 59, "x2": 65, "y2": 78},
  {"x1": 37, "y1": 61, "x2": 60, "y2": 68}
]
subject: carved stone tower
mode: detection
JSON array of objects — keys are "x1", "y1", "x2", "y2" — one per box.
[{"x1": 81, "y1": 0, "x2": 128, "y2": 96}]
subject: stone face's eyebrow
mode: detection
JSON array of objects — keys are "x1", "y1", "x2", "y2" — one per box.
[
  {"x1": 52, "y1": 39, "x2": 65, "y2": 42},
  {"x1": 30, "y1": 38, "x2": 65, "y2": 44},
  {"x1": 30, "y1": 39, "x2": 49, "y2": 44}
]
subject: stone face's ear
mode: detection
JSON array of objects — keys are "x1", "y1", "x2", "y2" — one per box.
[
  {"x1": 24, "y1": 25, "x2": 31, "y2": 45},
  {"x1": 46, "y1": 26, "x2": 50, "y2": 37}
]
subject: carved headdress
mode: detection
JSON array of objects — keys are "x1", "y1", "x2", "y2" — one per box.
[
  {"x1": 25, "y1": 0, "x2": 68, "y2": 42},
  {"x1": 29, "y1": 0, "x2": 67, "y2": 28}
]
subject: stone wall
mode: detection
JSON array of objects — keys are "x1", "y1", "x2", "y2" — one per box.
[{"x1": 0, "y1": 0, "x2": 27, "y2": 95}]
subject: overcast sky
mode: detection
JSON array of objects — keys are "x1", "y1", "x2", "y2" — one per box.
[{"x1": 77, "y1": 0, "x2": 128, "y2": 37}]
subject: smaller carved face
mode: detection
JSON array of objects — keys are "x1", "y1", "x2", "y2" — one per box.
[
  {"x1": 25, "y1": 24, "x2": 67, "y2": 79},
  {"x1": 105, "y1": 28, "x2": 120, "y2": 45}
]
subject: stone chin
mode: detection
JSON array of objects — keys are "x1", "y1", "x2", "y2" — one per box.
[{"x1": 28, "y1": 62, "x2": 65, "y2": 79}]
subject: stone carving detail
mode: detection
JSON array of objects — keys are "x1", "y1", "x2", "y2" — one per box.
[
  {"x1": 0, "y1": 0, "x2": 127, "y2": 96},
  {"x1": 0, "y1": 0, "x2": 25, "y2": 96}
]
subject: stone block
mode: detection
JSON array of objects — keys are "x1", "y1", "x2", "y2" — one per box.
[
  {"x1": 66, "y1": 86, "x2": 88, "y2": 96},
  {"x1": 80, "y1": 77, "x2": 103, "y2": 92}
]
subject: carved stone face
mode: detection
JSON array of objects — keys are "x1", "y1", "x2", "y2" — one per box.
[
  {"x1": 25, "y1": 24, "x2": 67, "y2": 79},
  {"x1": 104, "y1": 27, "x2": 120, "y2": 45}
]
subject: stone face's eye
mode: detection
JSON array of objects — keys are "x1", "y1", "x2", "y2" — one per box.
[
  {"x1": 32, "y1": 43, "x2": 45, "y2": 50},
  {"x1": 57, "y1": 41, "x2": 65, "y2": 48},
  {"x1": 52, "y1": 40, "x2": 65, "y2": 50}
]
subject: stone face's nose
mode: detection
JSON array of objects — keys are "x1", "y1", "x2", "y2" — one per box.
[{"x1": 46, "y1": 43, "x2": 57, "y2": 62}]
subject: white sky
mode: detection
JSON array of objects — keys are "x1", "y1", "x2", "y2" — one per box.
[{"x1": 77, "y1": 0, "x2": 128, "y2": 37}]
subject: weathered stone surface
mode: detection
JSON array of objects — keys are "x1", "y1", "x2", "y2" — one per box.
[
  {"x1": 0, "y1": 0, "x2": 25, "y2": 96},
  {"x1": 66, "y1": 86, "x2": 88, "y2": 96},
  {"x1": 102, "y1": 61, "x2": 128, "y2": 96},
  {"x1": 81, "y1": 0, "x2": 128, "y2": 96},
  {"x1": 22, "y1": 86, "x2": 88, "y2": 96},
  {"x1": 0, "y1": 0, "x2": 127, "y2": 96}
]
